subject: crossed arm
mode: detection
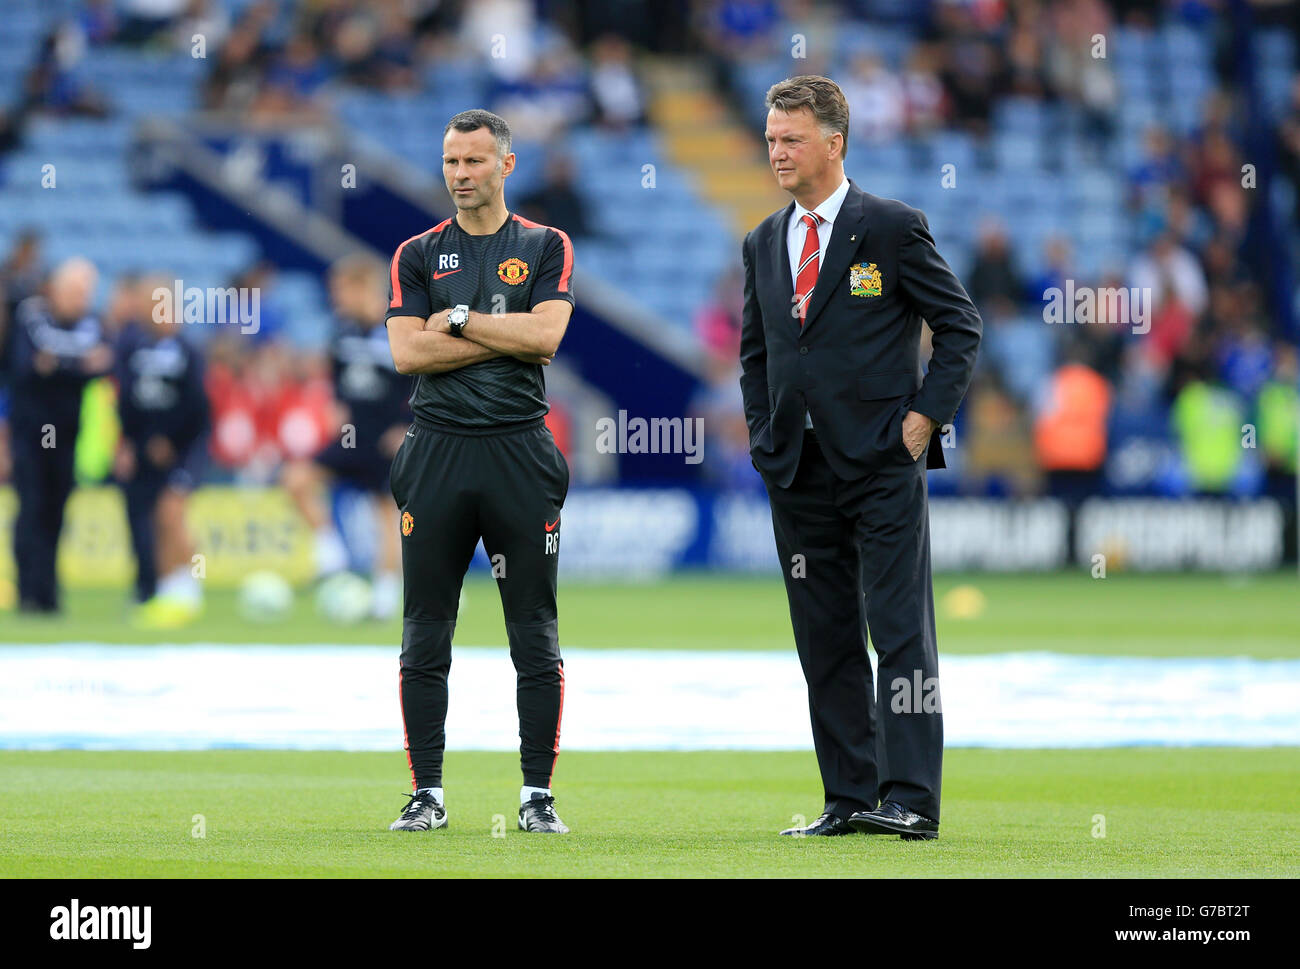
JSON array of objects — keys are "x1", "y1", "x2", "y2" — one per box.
[{"x1": 386, "y1": 300, "x2": 572, "y2": 375}]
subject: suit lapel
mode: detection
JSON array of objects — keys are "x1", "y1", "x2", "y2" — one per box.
[
  {"x1": 800, "y1": 181, "x2": 868, "y2": 336},
  {"x1": 770, "y1": 200, "x2": 796, "y2": 312}
]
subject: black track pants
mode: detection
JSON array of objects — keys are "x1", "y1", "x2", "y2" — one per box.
[{"x1": 389, "y1": 418, "x2": 569, "y2": 791}]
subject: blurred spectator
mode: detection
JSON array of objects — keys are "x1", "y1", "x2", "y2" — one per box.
[
  {"x1": 981, "y1": 296, "x2": 1054, "y2": 406},
  {"x1": 1004, "y1": 13, "x2": 1050, "y2": 100},
  {"x1": 1044, "y1": 0, "x2": 1116, "y2": 146},
  {"x1": 518, "y1": 154, "x2": 595, "y2": 241},
  {"x1": 1163, "y1": 188, "x2": 1213, "y2": 254},
  {"x1": 1189, "y1": 127, "x2": 1242, "y2": 213},
  {"x1": 1143, "y1": 285, "x2": 1197, "y2": 370},
  {"x1": 775, "y1": 0, "x2": 836, "y2": 76},
  {"x1": 1, "y1": 231, "x2": 47, "y2": 329},
  {"x1": 689, "y1": 267, "x2": 749, "y2": 489},
  {"x1": 1127, "y1": 125, "x2": 1185, "y2": 215},
  {"x1": 1079, "y1": 268, "x2": 1128, "y2": 379},
  {"x1": 100, "y1": 272, "x2": 145, "y2": 342},
  {"x1": 901, "y1": 43, "x2": 950, "y2": 135},
  {"x1": 688, "y1": 352, "x2": 755, "y2": 491},
  {"x1": 79, "y1": 0, "x2": 120, "y2": 46},
  {"x1": 1026, "y1": 235, "x2": 1073, "y2": 309},
  {"x1": 694, "y1": 267, "x2": 743, "y2": 363},
  {"x1": 491, "y1": 42, "x2": 590, "y2": 141},
  {"x1": 116, "y1": 0, "x2": 188, "y2": 46},
  {"x1": 8, "y1": 258, "x2": 112, "y2": 613},
  {"x1": 588, "y1": 34, "x2": 647, "y2": 128},
  {"x1": 173, "y1": 0, "x2": 231, "y2": 53},
  {"x1": 967, "y1": 217, "x2": 1024, "y2": 313},
  {"x1": 1254, "y1": 343, "x2": 1299, "y2": 499},
  {"x1": 962, "y1": 372, "x2": 1042, "y2": 496},
  {"x1": 206, "y1": 337, "x2": 333, "y2": 482},
  {"x1": 1169, "y1": 361, "x2": 1251, "y2": 495},
  {"x1": 201, "y1": 1, "x2": 276, "y2": 112},
  {"x1": 0, "y1": 232, "x2": 46, "y2": 485},
  {"x1": 1033, "y1": 344, "x2": 1112, "y2": 502},
  {"x1": 698, "y1": 0, "x2": 782, "y2": 64},
  {"x1": 461, "y1": 0, "x2": 540, "y2": 81},
  {"x1": 936, "y1": 22, "x2": 1001, "y2": 133},
  {"x1": 1199, "y1": 233, "x2": 1250, "y2": 291},
  {"x1": 23, "y1": 23, "x2": 111, "y2": 118},
  {"x1": 0, "y1": 105, "x2": 26, "y2": 155},
  {"x1": 1216, "y1": 317, "x2": 1274, "y2": 401},
  {"x1": 545, "y1": 401, "x2": 572, "y2": 460},
  {"x1": 113, "y1": 274, "x2": 209, "y2": 622},
  {"x1": 331, "y1": 6, "x2": 416, "y2": 91},
  {"x1": 840, "y1": 54, "x2": 905, "y2": 144},
  {"x1": 263, "y1": 34, "x2": 330, "y2": 104},
  {"x1": 280, "y1": 255, "x2": 407, "y2": 619},
  {"x1": 1130, "y1": 231, "x2": 1208, "y2": 321},
  {"x1": 230, "y1": 262, "x2": 288, "y2": 342},
  {"x1": 1277, "y1": 76, "x2": 1300, "y2": 224}
]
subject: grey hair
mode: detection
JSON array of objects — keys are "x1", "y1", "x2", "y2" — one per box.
[{"x1": 765, "y1": 75, "x2": 850, "y2": 160}]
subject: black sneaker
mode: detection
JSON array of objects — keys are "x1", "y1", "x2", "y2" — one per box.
[
  {"x1": 518, "y1": 793, "x2": 569, "y2": 833},
  {"x1": 388, "y1": 791, "x2": 447, "y2": 831}
]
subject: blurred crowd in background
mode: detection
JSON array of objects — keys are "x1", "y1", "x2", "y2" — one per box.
[{"x1": 0, "y1": 0, "x2": 1297, "y2": 507}]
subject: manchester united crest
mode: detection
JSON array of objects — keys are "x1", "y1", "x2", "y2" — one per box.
[
  {"x1": 497, "y1": 257, "x2": 529, "y2": 285},
  {"x1": 401, "y1": 511, "x2": 414, "y2": 536},
  {"x1": 849, "y1": 262, "x2": 882, "y2": 298}
]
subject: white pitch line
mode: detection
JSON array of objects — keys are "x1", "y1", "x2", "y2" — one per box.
[{"x1": 0, "y1": 646, "x2": 1297, "y2": 750}]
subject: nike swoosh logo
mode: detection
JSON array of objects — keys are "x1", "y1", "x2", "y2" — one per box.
[
  {"x1": 432, "y1": 268, "x2": 461, "y2": 279},
  {"x1": 544, "y1": 517, "x2": 560, "y2": 532}
]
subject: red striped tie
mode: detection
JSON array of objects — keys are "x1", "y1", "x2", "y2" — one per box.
[{"x1": 795, "y1": 213, "x2": 822, "y2": 326}]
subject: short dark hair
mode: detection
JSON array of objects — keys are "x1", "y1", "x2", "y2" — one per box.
[
  {"x1": 330, "y1": 252, "x2": 385, "y2": 285},
  {"x1": 444, "y1": 109, "x2": 512, "y2": 158},
  {"x1": 765, "y1": 75, "x2": 850, "y2": 160}
]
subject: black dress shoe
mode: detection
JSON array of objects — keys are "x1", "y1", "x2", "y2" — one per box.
[
  {"x1": 847, "y1": 800, "x2": 939, "y2": 840},
  {"x1": 779, "y1": 812, "x2": 856, "y2": 836}
]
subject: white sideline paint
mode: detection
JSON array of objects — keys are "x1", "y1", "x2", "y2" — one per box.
[{"x1": 0, "y1": 646, "x2": 1296, "y2": 750}]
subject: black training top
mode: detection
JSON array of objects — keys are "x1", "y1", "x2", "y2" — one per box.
[{"x1": 385, "y1": 212, "x2": 574, "y2": 428}]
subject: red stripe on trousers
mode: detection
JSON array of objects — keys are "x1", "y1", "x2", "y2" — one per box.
[
  {"x1": 398, "y1": 662, "x2": 415, "y2": 791},
  {"x1": 547, "y1": 661, "x2": 565, "y2": 787}
]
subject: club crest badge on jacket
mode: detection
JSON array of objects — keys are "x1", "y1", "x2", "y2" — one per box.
[{"x1": 849, "y1": 262, "x2": 882, "y2": 298}]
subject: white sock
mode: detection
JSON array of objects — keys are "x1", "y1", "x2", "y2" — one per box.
[
  {"x1": 416, "y1": 787, "x2": 443, "y2": 806},
  {"x1": 521, "y1": 786, "x2": 550, "y2": 804},
  {"x1": 314, "y1": 527, "x2": 348, "y2": 575},
  {"x1": 158, "y1": 567, "x2": 201, "y2": 604}
]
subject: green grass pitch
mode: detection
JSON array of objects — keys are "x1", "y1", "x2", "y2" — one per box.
[
  {"x1": 1, "y1": 749, "x2": 1296, "y2": 877},
  {"x1": 2, "y1": 572, "x2": 1296, "y2": 877},
  {"x1": 3, "y1": 571, "x2": 1298, "y2": 657}
]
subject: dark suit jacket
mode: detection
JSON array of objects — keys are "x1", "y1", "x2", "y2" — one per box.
[{"x1": 740, "y1": 179, "x2": 982, "y2": 489}]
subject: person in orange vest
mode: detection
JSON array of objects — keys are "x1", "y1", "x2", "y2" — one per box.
[{"x1": 1033, "y1": 343, "x2": 1112, "y2": 503}]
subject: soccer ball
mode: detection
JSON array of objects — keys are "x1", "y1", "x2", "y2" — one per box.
[
  {"x1": 315, "y1": 572, "x2": 373, "y2": 624},
  {"x1": 238, "y1": 571, "x2": 294, "y2": 622}
]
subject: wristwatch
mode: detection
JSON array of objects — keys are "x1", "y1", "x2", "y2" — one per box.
[{"x1": 447, "y1": 304, "x2": 470, "y2": 338}]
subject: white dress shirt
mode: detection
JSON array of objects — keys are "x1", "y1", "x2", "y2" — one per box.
[{"x1": 786, "y1": 176, "x2": 850, "y2": 429}]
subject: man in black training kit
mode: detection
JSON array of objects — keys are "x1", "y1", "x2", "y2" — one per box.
[{"x1": 384, "y1": 109, "x2": 574, "y2": 835}]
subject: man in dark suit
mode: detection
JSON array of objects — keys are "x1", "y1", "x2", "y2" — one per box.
[{"x1": 740, "y1": 76, "x2": 981, "y2": 840}]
